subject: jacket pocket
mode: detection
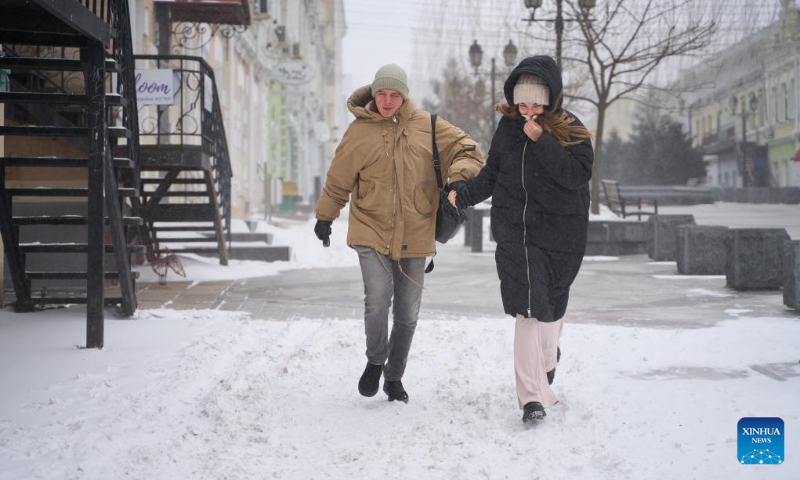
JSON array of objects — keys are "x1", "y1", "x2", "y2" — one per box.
[
  {"x1": 413, "y1": 185, "x2": 435, "y2": 218},
  {"x1": 357, "y1": 179, "x2": 376, "y2": 201}
]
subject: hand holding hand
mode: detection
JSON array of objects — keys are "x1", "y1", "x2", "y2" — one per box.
[
  {"x1": 523, "y1": 117, "x2": 543, "y2": 142},
  {"x1": 447, "y1": 190, "x2": 457, "y2": 207},
  {"x1": 314, "y1": 220, "x2": 332, "y2": 247},
  {"x1": 450, "y1": 181, "x2": 472, "y2": 209}
]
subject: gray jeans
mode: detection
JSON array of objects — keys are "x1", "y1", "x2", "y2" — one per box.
[{"x1": 354, "y1": 246, "x2": 425, "y2": 381}]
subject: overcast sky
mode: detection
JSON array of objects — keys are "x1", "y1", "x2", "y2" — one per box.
[
  {"x1": 341, "y1": 0, "x2": 424, "y2": 97},
  {"x1": 338, "y1": 0, "x2": 784, "y2": 122}
]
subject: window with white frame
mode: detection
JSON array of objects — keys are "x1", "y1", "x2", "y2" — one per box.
[
  {"x1": 782, "y1": 82, "x2": 788, "y2": 122},
  {"x1": 773, "y1": 86, "x2": 778, "y2": 122}
]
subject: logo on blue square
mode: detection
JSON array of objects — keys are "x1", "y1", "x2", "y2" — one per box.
[{"x1": 738, "y1": 417, "x2": 784, "y2": 465}]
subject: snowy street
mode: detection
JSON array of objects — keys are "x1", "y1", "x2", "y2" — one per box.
[{"x1": 1, "y1": 203, "x2": 799, "y2": 479}]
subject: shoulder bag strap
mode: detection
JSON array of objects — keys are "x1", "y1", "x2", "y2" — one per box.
[{"x1": 431, "y1": 113, "x2": 443, "y2": 189}]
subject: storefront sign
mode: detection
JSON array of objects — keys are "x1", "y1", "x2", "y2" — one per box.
[
  {"x1": 270, "y1": 61, "x2": 314, "y2": 85},
  {"x1": 135, "y1": 69, "x2": 175, "y2": 105}
]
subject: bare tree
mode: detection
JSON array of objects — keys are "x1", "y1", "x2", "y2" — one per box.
[{"x1": 561, "y1": 0, "x2": 718, "y2": 213}]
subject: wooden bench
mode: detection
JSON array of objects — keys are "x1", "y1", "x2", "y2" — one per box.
[{"x1": 601, "y1": 179, "x2": 658, "y2": 221}]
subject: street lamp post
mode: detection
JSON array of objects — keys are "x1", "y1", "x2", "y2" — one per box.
[
  {"x1": 522, "y1": 0, "x2": 596, "y2": 71},
  {"x1": 469, "y1": 39, "x2": 518, "y2": 138},
  {"x1": 730, "y1": 92, "x2": 760, "y2": 187}
]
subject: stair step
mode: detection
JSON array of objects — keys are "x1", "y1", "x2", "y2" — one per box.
[
  {"x1": 157, "y1": 247, "x2": 220, "y2": 254},
  {"x1": 156, "y1": 237, "x2": 217, "y2": 243},
  {"x1": 26, "y1": 271, "x2": 141, "y2": 280},
  {"x1": 0, "y1": 92, "x2": 124, "y2": 106},
  {"x1": 0, "y1": 31, "x2": 92, "y2": 48},
  {"x1": 0, "y1": 126, "x2": 87, "y2": 137},
  {"x1": 0, "y1": 156, "x2": 134, "y2": 169},
  {"x1": 141, "y1": 179, "x2": 207, "y2": 185},
  {"x1": 7, "y1": 188, "x2": 138, "y2": 197},
  {"x1": 0, "y1": 57, "x2": 118, "y2": 72},
  {"x1": 109, "y1": 126, "x2": 131, "y2": 138},
  {"x1": 152, "y1": 226, "x2": 216, "y2": 232},
  {"x1": 0, "y1": 126, "x2": 129, "y2": 138},
  {"x1": 19, "y1": 243, "x2": 146, "y2": 253},
  {"x1": 148, "y1": 204, "x2": 218, "y2": 222},
  {"x1": 142, "y1": 191, "x2": 209, "y2": 197},
  {"x1": 31, "y1": 297, "x2": 125, "y2": 306},
  {"x1": 13, "y1": 216, "x2": 143, "y2": 226}
]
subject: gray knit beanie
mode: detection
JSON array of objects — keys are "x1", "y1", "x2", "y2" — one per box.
[
  {"x1": 513, "y1": 75, "x2": 549, "y2": 106},
  {"x1": 371, "y1": 64, "x2": 409, "y2": 99}
]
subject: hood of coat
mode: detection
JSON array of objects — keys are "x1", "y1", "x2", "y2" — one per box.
[
  {"x1": 347, "y1": 85, "x2": 417, "y2": 121},
  {"x1": 503, "y1": 56, "x2": 563, "y2": 112}
]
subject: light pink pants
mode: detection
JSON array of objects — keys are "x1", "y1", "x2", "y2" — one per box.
[{"x1": 514, "y1": 315, "x2": 563, "y2": 409}]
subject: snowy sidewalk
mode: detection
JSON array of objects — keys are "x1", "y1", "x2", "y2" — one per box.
[{"x1": 1, "y1": 307, "x2": 798, "y2": 479}]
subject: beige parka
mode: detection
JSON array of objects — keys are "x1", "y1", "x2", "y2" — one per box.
[{"x1": 316, "y1": 85, "x2": 484, "y2": 260}]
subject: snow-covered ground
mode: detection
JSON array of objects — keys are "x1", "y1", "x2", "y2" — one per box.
[
  {"x1": 1, "y1": 308, "x2": 797, "y2": 479},
  {"x1": 2, "y1": 203, "x2": 799, "y2": 479}
]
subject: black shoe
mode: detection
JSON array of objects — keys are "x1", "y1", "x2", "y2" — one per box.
[
  {"x1": 358, "y1": 362, "x2": 383, "y2": 397},
  {"x1": 383, "y1": 380, "x2": 409, "y2": 404},
  {"x1": 547, "y1": 347, "x2": 561, "y2": 385},
  {"x1": 522, "y1": 401, "x2": 546, "y2": 422}
]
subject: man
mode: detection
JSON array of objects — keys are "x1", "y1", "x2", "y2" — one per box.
[{"x1": 314, "y1": 64, "x2": 483, "y2": 404}]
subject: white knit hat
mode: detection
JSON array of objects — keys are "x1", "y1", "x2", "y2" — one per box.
[{"x1": 513, "y1": 75, "x2": 549, "y2": 106}]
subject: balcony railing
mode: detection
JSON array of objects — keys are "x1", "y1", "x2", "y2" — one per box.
[{"x1": 133, "y1": 54, "x2": 232, "y2": 243}]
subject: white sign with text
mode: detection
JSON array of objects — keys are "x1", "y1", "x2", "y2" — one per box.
[
  {"x1": 270, "y1": 61, "x2": 315, "y2": 85},
  {"x1": 135, "y1": 69, "x2": 175, "y2": 105}
]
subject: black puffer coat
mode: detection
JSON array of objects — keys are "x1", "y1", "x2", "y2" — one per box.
[{"x1": 467, "y1": 56, "x2": 593, "y2": 321}]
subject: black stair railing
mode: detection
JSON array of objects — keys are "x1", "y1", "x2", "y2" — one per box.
[
  {"x1": 209, "y1": 68, "x2": 233, "y2": 247},
  {"x1": 0, "y1": 0, "x2": 141, "y2": 341},
  {"x1": 106, "y1": 0, "x2": 139, "y2": 315},
  {"x1": 133, "y1": 54, "x2": 232, "y2": 255},
  {"x1": 110, "y1": 0, "x2": 143, "y2": 245}
]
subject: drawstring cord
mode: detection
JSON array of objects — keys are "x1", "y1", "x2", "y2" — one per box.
[
  {"x1": 397, "y1": 260, "x2": 425, "y2": 290},
  {"x1": 374, "y1": 249, "x2": 425, "y2": 290},
  {"x1": 374, "y1": 248, "x2": 391, "y2": 273}
]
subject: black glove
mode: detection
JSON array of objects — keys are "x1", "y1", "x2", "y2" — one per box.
[
  {"x1": 314, "y1": 220, "x2": 332, "y2": 247},
  {"x1": 450, "y1": 181, "x2": 473, "y2": 209}
]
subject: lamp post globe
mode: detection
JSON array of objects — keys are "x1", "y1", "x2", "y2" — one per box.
[
  {"x1": 469, "y1": 40, "x2": 483, "y2": 72},
  {"x1": 749, "y1": 92, "x2": 758, "y2": 113},
  {"x1": 503, "y1": 40, "x2": 518, "y2": 68}
]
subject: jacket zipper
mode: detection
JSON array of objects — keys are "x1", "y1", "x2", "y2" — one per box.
[
  {"x1": 521, "y1": 140, "x2": 532, "y2": 318},
  {"x1": 387, "y1": 115, "x2": 399, "y2": 252}
]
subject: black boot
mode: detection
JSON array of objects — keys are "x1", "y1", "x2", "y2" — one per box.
[
  {"x1": 547, "y1": 347, "x2": 561, "y2": 385},
  {"x1": 522, "y1": 401, "x2": 546, "y2": 422},
  {"x1": 383, "y1": 380, "x2": 409, "y2": 404},
  {"x1": 358, "y1": 362, "x2": 384, "y2": 397}
]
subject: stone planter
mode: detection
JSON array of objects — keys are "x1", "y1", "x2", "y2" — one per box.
[
  {"x1": 784, "y1": 240, "x2": 800, "y2": 310},
  {"x1": 676, "y1": 225, "x2": 729, "y2": 275},
  {"x1": 646, "y1": 215, "x2": 696, "y2": 261},
  {"x1": 725, "y1": 228, "x2": 791, "y2": 290}
]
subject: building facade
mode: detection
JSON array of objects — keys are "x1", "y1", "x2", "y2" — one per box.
[
  {"x1": 131, "y1": 0, "x2": 346, "y2": 218},
  {"x1": 678, "y1": 0, "x2": 800, "y2": 188}
]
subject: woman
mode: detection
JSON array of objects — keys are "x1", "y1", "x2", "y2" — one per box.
[{"x1": 449, "y1": 55, "x2": 593, "y2": 423}]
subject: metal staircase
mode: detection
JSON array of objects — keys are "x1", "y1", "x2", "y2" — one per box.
[
  {"x1": 133, "y1": 55, "x2": 232, "y2": 265},
  {"x1": 0, "y1": 0, "x2": 142, "y2": 348}
]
